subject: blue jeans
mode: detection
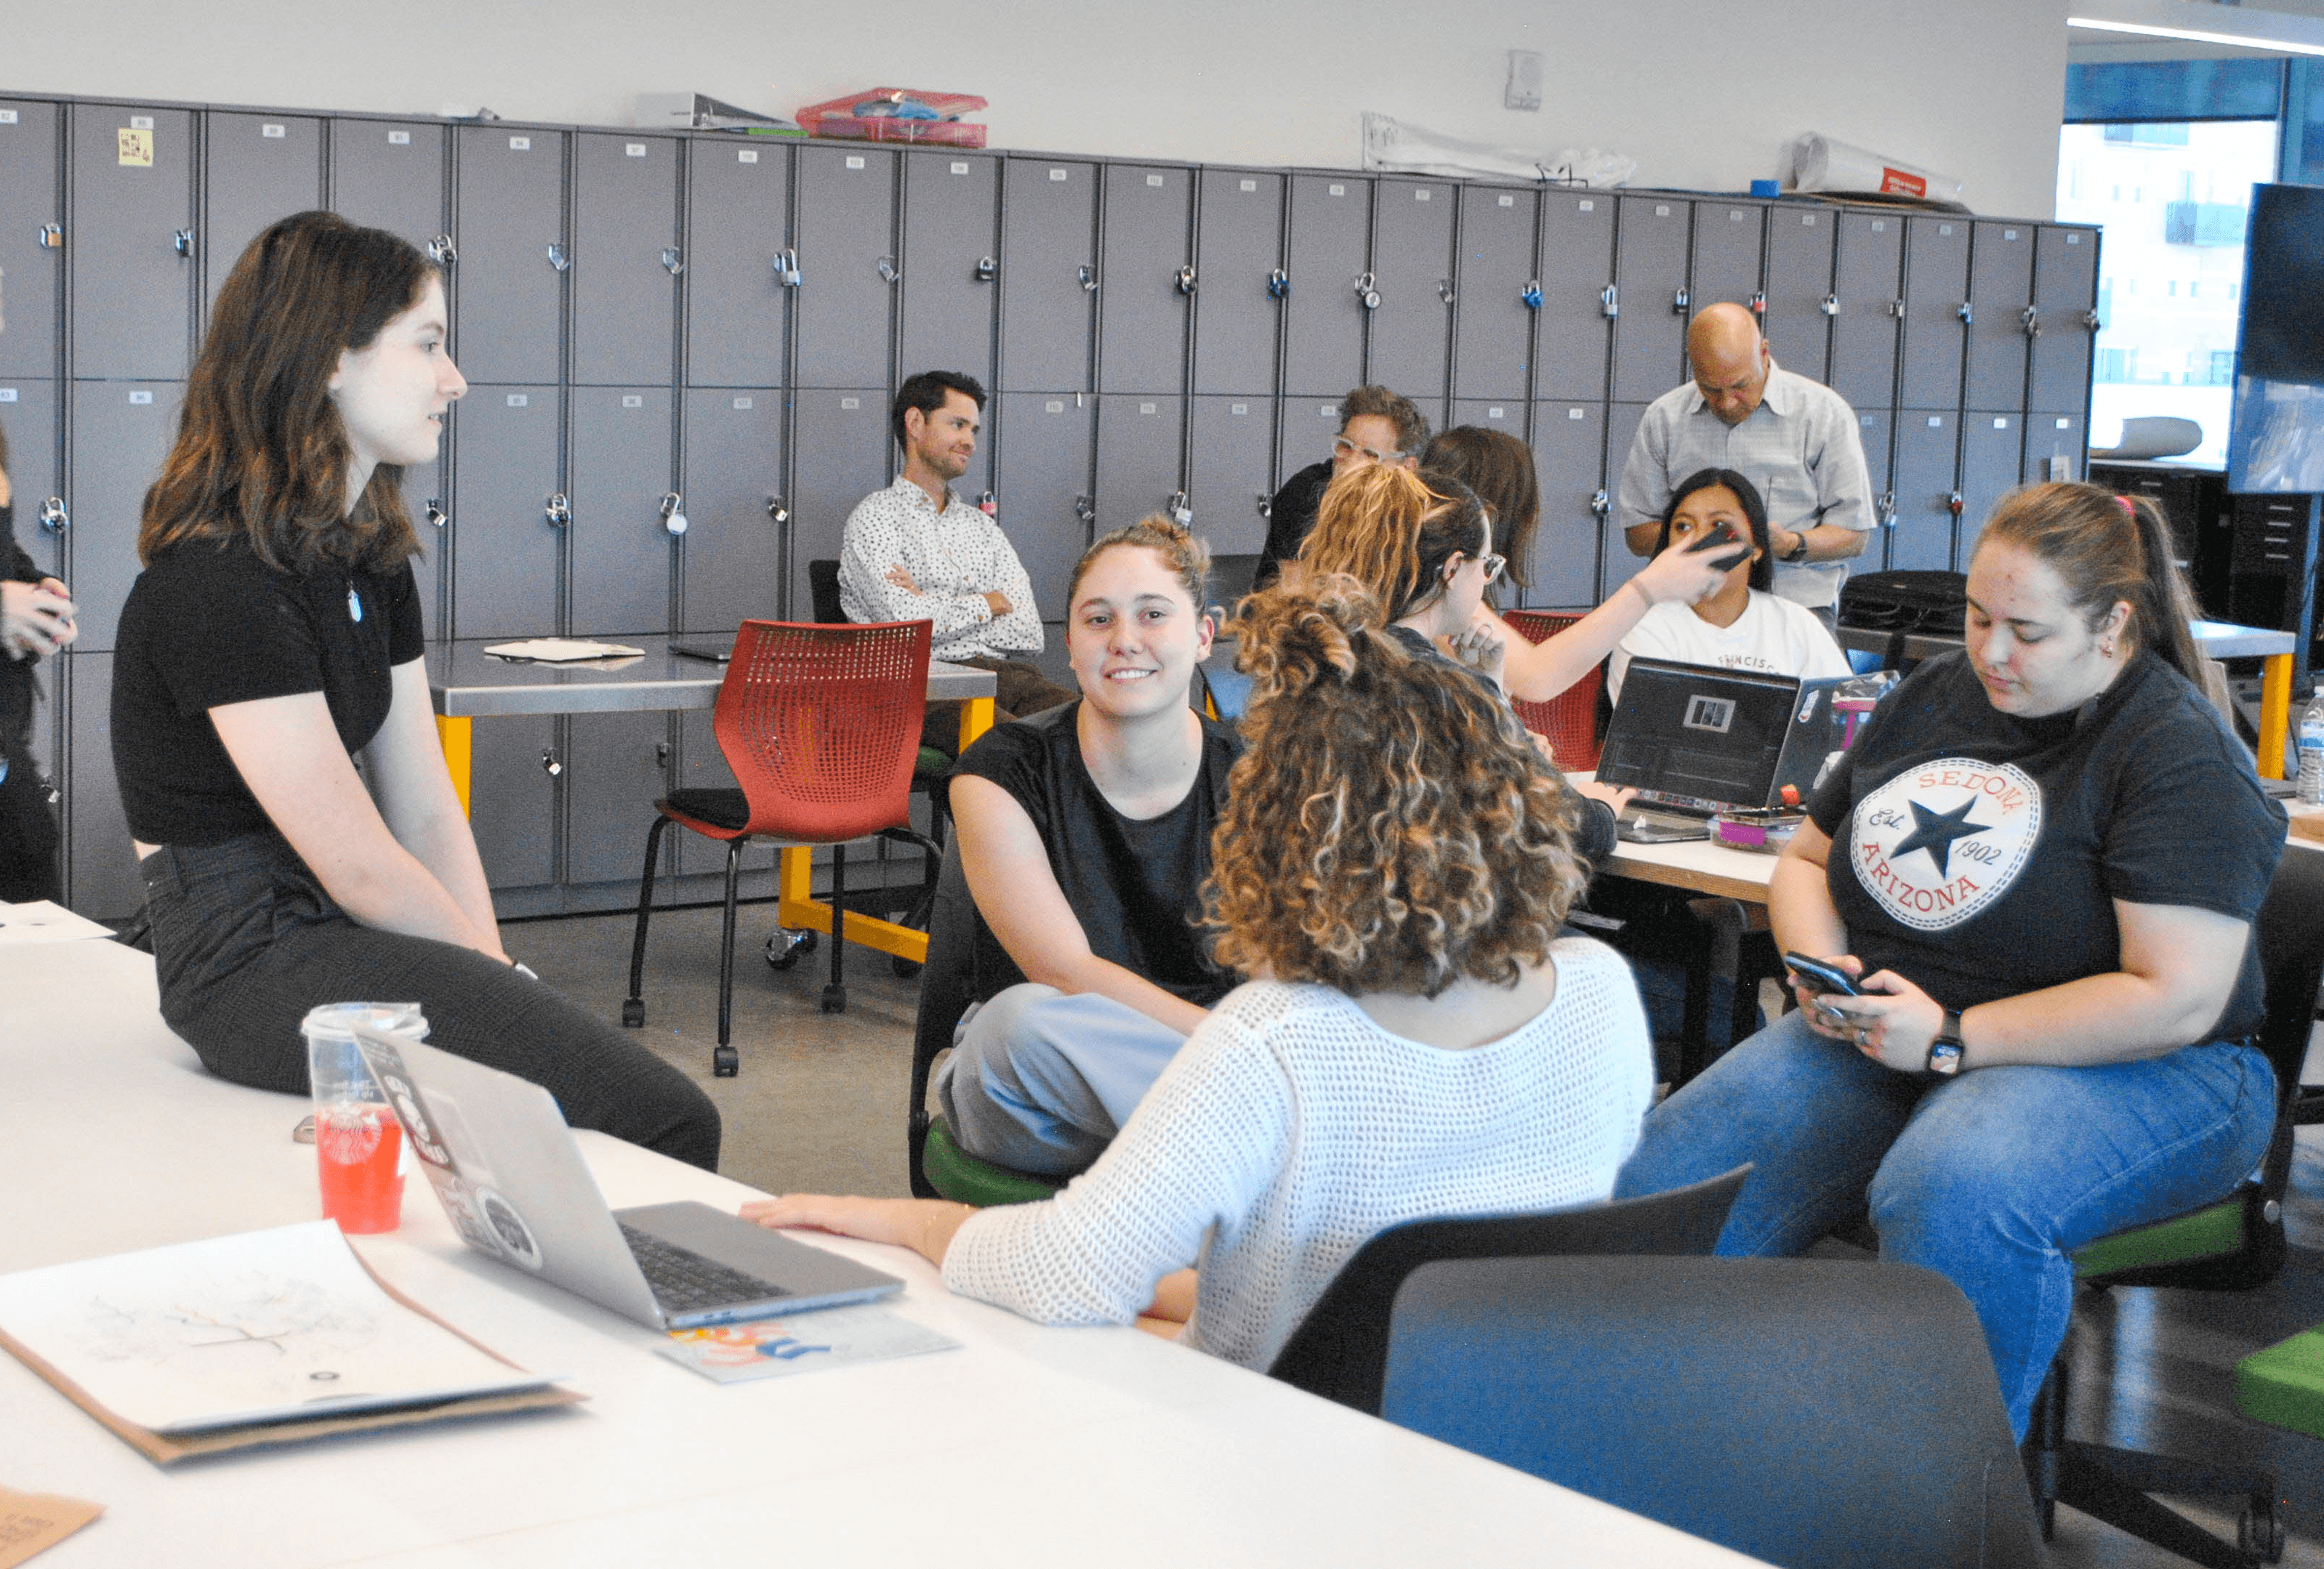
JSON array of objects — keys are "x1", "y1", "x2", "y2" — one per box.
[{"x1": 1614, "y1": 1008, "x2": 2276, "y2": 1438}]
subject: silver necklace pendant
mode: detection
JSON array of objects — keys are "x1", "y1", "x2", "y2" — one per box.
[{"x1": 347, "y1": 583, "x2": 363, "y2": 624}]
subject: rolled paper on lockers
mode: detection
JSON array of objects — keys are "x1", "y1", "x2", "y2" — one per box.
[{"x1": 1788, "y1": 133, "x2": 1966, "y2": 205}]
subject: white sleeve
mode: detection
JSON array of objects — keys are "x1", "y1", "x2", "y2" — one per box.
[
  {"x1": 942, "y1": 1011, "x2": 1291, "y2": 1327},
  {"x1": 1783, "y1": 598, "x2": 1855, "y2": 681},
  {"x1": 840, "y1": 498, "x2": 992, "y2": 639},
  {"x1": 975, "y1": 514, "x2": 1046, "y2": 653}
]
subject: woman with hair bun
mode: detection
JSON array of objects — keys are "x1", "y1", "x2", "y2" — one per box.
[
  {"x1": 746, "y1": 576, "x2": 1653, "y2": 1366},
  {"x1": 1617, "y1": 482, "x2": 2284, "y2": 1440}
]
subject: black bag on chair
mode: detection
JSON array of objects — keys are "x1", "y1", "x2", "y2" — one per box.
[{"x1": 1837, "y1": 570, "x2": 1967, "y2": 636}]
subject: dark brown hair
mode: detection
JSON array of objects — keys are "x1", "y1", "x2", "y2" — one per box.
[
  {"x1": 1340, "y1": 384, "x2": 1430, "y2": 457},
  {"x1": 1207, "y1": 576, "x2": 1585, "y2": 998},
  {"x1": 1653, "y1": 467, "x2": 1774, "y2": 593},
  {"x1": 139, "y1": 210, "x2": 433, "y2": 573},
  {"x1": 891, "y1": 369, "x2": 987, "y2": 450},
  {"x1": 1421, "y1": 426, "x2": 1538, "y2": 591},
  {"x1": 1977, "y1": 482, "x2": 2229, "y2": 714},
  {"x1": 1298, "y1": 463, "x2": 1486, "y2": 624}
]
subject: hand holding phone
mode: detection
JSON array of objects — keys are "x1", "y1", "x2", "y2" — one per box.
[
  {"x1": 1683, "y1": 519, "x2": 1752, "y2": 573},
  {"x1": 1782, "y1": 951, "x2": 1862, "y2": 998}
]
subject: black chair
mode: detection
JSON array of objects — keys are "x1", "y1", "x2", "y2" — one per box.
[
  {"x1": 1383, "y1": 1255, "x2": 2045, "y2": 1569},
  {"x1": 2023, "y1": 842, "x2": 2324, "y2": 1566},
  {"x1": 1266, "y1": 1163, "x2": 1750, "y2": 1417}
]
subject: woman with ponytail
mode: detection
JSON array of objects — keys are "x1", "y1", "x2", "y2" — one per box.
[
  {"x1": 1617, "y1": 481, "x2": 2286, "y2": 1441},
  {"x1": 745, "y1": 577, "x2": 1653, "y2": 1367}
]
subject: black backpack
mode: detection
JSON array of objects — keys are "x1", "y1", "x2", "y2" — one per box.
[{"x1": 1838, "y1": 570, "x2": 1966, "y2": 636}]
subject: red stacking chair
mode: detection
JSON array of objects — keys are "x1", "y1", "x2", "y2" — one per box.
[
  {"x1": 622, "y1": 618, "x2": 936, "y2": 1078},
  {"x1": 1501, "y1": 609, "x2": 1603, "y2": 772}
]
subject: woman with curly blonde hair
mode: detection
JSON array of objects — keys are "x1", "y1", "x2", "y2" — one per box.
[{"x1": 744, "y1": 578, "x2": 1653, "y2": 1368}]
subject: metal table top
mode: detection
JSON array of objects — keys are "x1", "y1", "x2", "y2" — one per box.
[{"x1": 425, "y1": 637, "x2": 1000, "y2": 717}]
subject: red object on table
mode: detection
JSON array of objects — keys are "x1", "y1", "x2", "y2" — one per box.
[{"x1": 796, "y1": 88, "x2": 989, "y2": 147}]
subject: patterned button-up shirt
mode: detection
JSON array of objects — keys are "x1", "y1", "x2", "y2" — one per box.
[{"x1": 838, "y1": 475, "x2": 1044, "y2": 661}]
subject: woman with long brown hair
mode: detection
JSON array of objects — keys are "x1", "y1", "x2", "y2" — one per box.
[
  {"x1": 741, "y1": 578, "x2": 1652, "y2": 1366},
  {"x1": 112, "y1": 211, "x2": 718, "y2": 1168}
]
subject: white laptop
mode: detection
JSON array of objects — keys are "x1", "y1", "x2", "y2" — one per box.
[{"x1": 352, "y1": 1024, "x2": 902, "y2": 1331}]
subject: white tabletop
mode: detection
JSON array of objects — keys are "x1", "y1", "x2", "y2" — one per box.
[{"x1": 0, "y1": 943, "x2": 1758, "y2": 1568}]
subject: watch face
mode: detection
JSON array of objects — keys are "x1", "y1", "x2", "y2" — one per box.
[{"x1": 1928, "y1": 1041, "x2": 1964, "y2": 1076}]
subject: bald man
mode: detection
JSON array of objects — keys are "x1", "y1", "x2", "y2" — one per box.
[{"x1": 1618, "y1": 302, "x2": 1874, "y2": 616}]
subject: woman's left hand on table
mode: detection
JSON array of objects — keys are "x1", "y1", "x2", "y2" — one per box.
[{"x1": 1817, "y1": 968, "x2": 1946, "y2": 1075}]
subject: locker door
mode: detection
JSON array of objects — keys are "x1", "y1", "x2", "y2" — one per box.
[
  {"x1": 568, "y1": 387, "x2": 675, "y2": 634},
  {"x1": 1958, "y1": 413, "x2": 2022, "y2": 567},
  {"x1": 1451, "y1": 399, "x2": 1525, "y2": 436},
  {"x1": 994, "y1": 392, "x2": 1094, "y2": 620},
  {"x1": 1452, "y1": 186, "x2": 1537, "y2": 404},
  {"x1": 1191, "y1": 170, "x2": 1282, "y2": 398},
  {"x1": 1762, "y1": 206, "x2": 1835, "y2": 386},
  {"x1": 998, "y1": 158, "x2": 1097, "y2": 392},
  {"x1": 899, "y1": 153, "x2": 1000, "y2": 390},
  {"x1": 1528, "y1": 401, "x2": 1606, "y2": 608},
  {"x1": 1366, "y1": 178, "x2": 1455, "y2": 409},
  {"x1": 2029, "y1": 227, "x2": 2099, "y2": 416},
  {"x1": 2025, "y1": 411, "x2": 2085, "y2": 485},
  {"x1": 1284, "y1": 395, "x2": 1347, "y2": 482},
  {"x1": 1601, "y1": 401, "x2": 1653, "y2": 594},
  {"x1": 201, "y1": 112, "x2": 323, "y2": 310},
  {"x1": 679, "y1": 390, "x2": 784, "y2": 633},
  {"x1": 63, "y1": 650, "x2": 139, "y2": 919},
  {"x1": 1611, "y1": 197, "x2": 1691, "y2": 406},
  {"x1": 683, "y1": 140, "x2": 788, "y2": 388},
  {"x1": 1899, "y1": 217, "x2": 1970, "y2": 413},
  {"x1": 1854, "y1": 408, "x2": 1895, "y2": 504},
  {"x1": 401, "y1": 445, "x2": 449, "y2": 638},
  {"x1": 1963, "y1": 222, "x2": 2034, "y2": 413},
  {"x1": 470, "y1": 713, "x2": 558, "y2": 890},
  {"x1": 1889, "y1": 411, "x2": 1960, "y2": 572},
  {"x1": 0, "y1": 380, "x2": 61, "y2": 586},
  {"x1": 1828, "y1": 211, "x2": 1903, "y2": 413},
  {"x1": 1187, "y1": 395, "x2": 1274, "y2": 555},
  {"x1": 1281, "y1": 174, "x2": 1370, "y2": 399},
  {"x1": 793, "y1": 145, "x2": 897, "y2": 390},
  {"x1": 68, "y1": 104, "x2": 196, "y2": 382},
  {"x1": 330, "y1": 120, "x2": 448, "y2": 253},
  {"x1": 1689, "y1": 201, "x2": 1765, "y2": 312},
  {"x1": 67, "y1": 381, "x2": 179, "y2": 653},
  {"x1": 1535, "y1": 192, "x2": 1615, "y2": 403},
  {"x1": 1093, "y1": 394, "x2": 1182, "y2": 532},
  {"x1": 565, "y1": 711, "x2": 675, "y2": 887},
  {"x1": 788, "y1": 389, "x2": 890, "y2": 619},
  {"x1": 451, "y1": 127, "x2": 568, "y2": 385},
  {"x1": 450, "y1": 387, "x2": 563, "y2": 640},
  {"x1": 0, "y1": 101, "x2": 63, "y2": 381},
  {"x1": 1098, "y1": 164, "x2": 1192, "y2": 395},
  {"x1": 570, "y1": 134, "x2": 679, "y2": 387}
]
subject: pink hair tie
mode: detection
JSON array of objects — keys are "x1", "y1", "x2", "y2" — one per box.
[{"x1": 2117, "y1": 495, "x2": 2135, "y2": 517}]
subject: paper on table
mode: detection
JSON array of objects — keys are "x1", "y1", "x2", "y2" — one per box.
[
  {"x1": 0, "y1": 1486, "x2": 104, "y2": 1568},
  {"x1": 0, "y1": 902, "x2": 114, "y2": 945},
  {"x1": 658, "y1": 1304, "x2": 959, "y2": 1384},
  {"x1": 482, "y1": 638, "x2": 646, "y2": 664},
  {"x1": 0, "y1": 1222, "x2": 553, "y2": 1433}
]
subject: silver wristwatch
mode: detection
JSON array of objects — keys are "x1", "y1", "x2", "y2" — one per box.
[{"x1": 1926, "y1": 1012, "x2": 1964, "y2": 1076}]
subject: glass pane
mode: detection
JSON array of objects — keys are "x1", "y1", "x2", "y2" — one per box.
[{"x1": 2055, "y1": 120, "x2": 2280, "y2": 467}]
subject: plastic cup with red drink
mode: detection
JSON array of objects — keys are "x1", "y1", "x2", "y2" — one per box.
[{"x1": 302, "y1": 1002, "x2": 430, "y2": 1234}]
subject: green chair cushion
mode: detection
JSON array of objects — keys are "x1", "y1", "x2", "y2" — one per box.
[
  {"x1": 923, "y1": 1118, "x2": 1062, "y2": 1209},
  {"x1": 2070, "y1": 1195, "x2": 2246, "y2": 1280},
  {"x1": 2239, "y1": 1326, "x2": 2324, "y2": 1440}
]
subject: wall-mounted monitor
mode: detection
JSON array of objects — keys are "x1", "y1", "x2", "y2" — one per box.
[{"x1": 2227, "y1": 182, "x2": 2324, "y2": 493}]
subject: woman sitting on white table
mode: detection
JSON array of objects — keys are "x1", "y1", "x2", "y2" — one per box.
[
  {"x1": 746, "y1": 578, "x2": 1654, "y2": 1367},
  {"x1": 1607, "y1": 467, "x2": 1851, "y2": 707}
]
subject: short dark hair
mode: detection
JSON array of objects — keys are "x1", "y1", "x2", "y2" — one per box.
[
  {"x1": 892, "y1": 371, "x2": 986, "y2": 449},
  {"x1": 1654, "y1": 467, "x2": 1773, "y2": 592},
  {"x1": 1340, "y1": 384, "x2": 1430, "y2": 458}
]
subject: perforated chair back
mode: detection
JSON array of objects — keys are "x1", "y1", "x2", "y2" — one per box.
[
  {"x1": 1501, "y1": 608, "x2": 1601, "y2": 770},
  {"x1": 713, "y1": 619, "x2": 932, "y2": 845},
  {"x1": 808, "y1": 559, "x2": 847, "y2": 624},
  {"x1": 1267, "y1": 1163, "x2": 1749, "y2": 1416}
]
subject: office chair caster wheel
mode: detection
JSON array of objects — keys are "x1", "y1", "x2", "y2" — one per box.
[
  {"x1": 2240, "y1": 1497, "x2": 2285, "y2": 1562},
  {"x1": 622, "y1": 999, "x2": 644, "y2": 1028},
  {"x1": 891, "y1": 955, "x2": 922, "y2": 980},
  {"x1": 712, "y1": 1044, "x2": 738, "y2": 1078},
  {"x1": 820, "y1": 983, "x2": 848, "y2": 1014},
  {"x1": 765, "y1": 928, "x2": 816, "y2": 970}
]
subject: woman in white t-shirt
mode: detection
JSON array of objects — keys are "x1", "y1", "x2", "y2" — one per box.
[{"x1": 1607, "y1": 467, "x2": 1851, "y2": 706}]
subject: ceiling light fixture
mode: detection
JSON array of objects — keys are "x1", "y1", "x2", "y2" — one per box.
[{"x1": 2067, "y1": 15, "x2": 2324, "y2": 57}]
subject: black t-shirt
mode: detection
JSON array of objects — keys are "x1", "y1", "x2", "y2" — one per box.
[
  {"x1": 1808, "y1": 650, "x2": 2284, "y2": 1035},
  {"x1": 952, "y1": 701, "x2": 1245, "y2": 1007},
  {"x1": 112, "y1": 539, "x2": 426, "y2": 845},
  {"x1": 1255, "y1": 460, "x2": 1334, "y2": 588}
]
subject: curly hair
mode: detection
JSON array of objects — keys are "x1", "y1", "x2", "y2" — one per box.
[
  {"x1": 1298, "y1": 464, "x2": 1487, "y2": 625},
  {"x1": 1207, "y1": 576, "x2": 1588, "y2": 999}
]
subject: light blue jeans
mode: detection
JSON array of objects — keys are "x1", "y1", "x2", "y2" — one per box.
[{"x1": 1613, "y1": 1007, "x2": 2277, "y2": 1439}]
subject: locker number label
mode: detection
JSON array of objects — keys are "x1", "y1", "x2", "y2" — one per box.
[
  {"x1": 732, "y1": 397, "x2": 754, "y2": 409},
  {"x1": 1050, "y1": 168, "x2": 1068, "y2": 182},
  {"x1": 841, "y1": 396, "x2": 861, "y2": 409},
  {"x1": 1801, "y1": 213, "x2": 1816, "y2": 225},
  {"x1": 1872, "y1": 219, "x2": 1886, "y2": 231},
  {"x1": 1939, "y1": 224, "x2": 1953, "y2": 235},
  {"x1": 2003, "y1": 228, "x2": 2018, "y2": 240},
  {"x1": 847, "y1": 155, "x2": 866, "y2": 169},
  {"x1": 1578, "y1": 199, "x2": 1593, "y2": 211},
  {"x1": 626, "y1": 143, "x2": 646, "y2": 156},
  {"x1": 130, "y1": 116, "x2": 153, "y2": 129},
  {"x1": 389, "y1": 130, "x2": 412, "y2": 145},
  {"x1": 1328, "y1": 184, "x2": 1345, "y2": 196},
  {"x1": 1730, "y1": 209, "x2": 1745, "y2": 221},
  {"x1": 1140, "y1": 403, "x2": 1157, "y2": 415},
  {"x1": 1926, "y1": 416, "x2": 1944, "y2": 427},
  {"x1": 117, "y1": 129, "x2": 154, "y2": 167},
  {"x1": 1146, "y1": 174, "x2": 1163, "y2": 187},
  {"x1": 510, "y1": 136, "x2": 531, "y2": 150},
  {"x1": 1240, "y1": 179, "x2": 1257, "y2": 192},
  {"x1": 507, "y1": 393, "x2": 530, "y2": 407},
  {"x1": 1046, "y1": 400, "x2": 1065, "y2": 414},
  {"x1": 1487, "y1": 406, "x2": 1505, "y2": 419},
  {"x1": 262, "y1": 123, "x2": 286, "y2": 138},
  {"x1": 1993, "y1": 417, "x2": 2009, "y2": 429},
  {"x1": 1655, "y1": 204, "x2": 1670, "y2": 217},
  {"x1": 1231, "y1": 403, "x2": 1248, "y2": 415},
  {"x1": 1497, "y1": 195, "x2": 1513, "y2": 207},
  {"x1": 2056, "y1": 417, "x2": 2072, "y2": 429},
  {"x1": 0, "y1": 111, "x2": 16, "y2": 125},
  {"x1": 952, "y1": 161, "x2": 969, "y2": 174},
  {"x1": 622, "y1": 395, "x2": 645, "y2": 408},
  {"x1": 2067, "y1": 233, "x2": 2081, "y2": 245},
  {"x1": 1319, "y1": 404, "x2": 1338, "y2": 417},
  {"x1": 0, "y1": 389, "x2": 15, "y2": 402},
  {"x1": 1414, "y1": 189, "x2": 1430, "y2": 201},
  {"x1": 129, "y1": 390, "x2": 153, "y2": 404},
  {"x1": 738, "y1": 149, "x2": 757, "y2": 164},
  {"x1": 1568, "y1": 408, "x2": 1585, "y2": 420}
]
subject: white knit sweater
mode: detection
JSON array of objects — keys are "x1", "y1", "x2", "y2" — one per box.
[{"x1": 941, "y1": 937, "x2": 1655, "y2": 1371}]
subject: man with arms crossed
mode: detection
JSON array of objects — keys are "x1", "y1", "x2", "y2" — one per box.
[
  {"x1": 1254, "y1": 384, "x2": 1429, "y2": 589},
  {"x1": 1618, "y1": 302, "x2": 1875, "y2": 623},
  {"x1": 840, "y1": 371, "x2": 1076, "y2": 746}
]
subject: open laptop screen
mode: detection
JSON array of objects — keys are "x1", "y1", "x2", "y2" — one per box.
[{"x1": 1596, "y1": 659, "x2": 1817, "y2": 812}]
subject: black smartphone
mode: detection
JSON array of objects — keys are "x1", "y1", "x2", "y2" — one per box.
[
  {"x1": 1782, "y1": 952, "x2": 1862, "y2": 998},
  {"x1": 1682, "y1": 518, "x2": 1752, "y2": 572}
]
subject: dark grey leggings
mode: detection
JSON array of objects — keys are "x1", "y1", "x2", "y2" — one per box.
[{"x1": 142, "y1": 831, "x2": 721, "y2": 1171}]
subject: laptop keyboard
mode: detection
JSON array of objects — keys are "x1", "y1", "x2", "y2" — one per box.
[{"x1": 619, "y1": 1223, "x2": 790, "y2": 1314}]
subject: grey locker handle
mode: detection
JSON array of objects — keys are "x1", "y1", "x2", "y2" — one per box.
[
  {"x1": 544, "y1": 493, "x2": 572, "y2": 528},
  {"x1": 36, "y1": 223, "x2": 61, "y2": 250},
  {"x1": 1600, "y1": 284, "x2": 1619, "y2": 319},
  {"x1": 1256, "y1": 492, "x2": 1272, "y2": 520},
  {"x1": 765, "y1": 495, "x2": 789, "y2": 525},
  {"x1": 775, "y1": 249, "x2": 802, "y2": 288},
  {"x1": 1878, "y1": 491, "x2": 1897, "y2": 527},
  {"x1": 541, "y1": 749, "x2": 562, "y2": 778},
  {"x1": 1671, "y1": 287, "x2": 1689, "y2": 314},
  {"x1": 1267, "y1": 268, "x2": 1289, "y2": 301},
  {"x1": 427, "y1": 233, "x2": 457, "y2": 265},
  {"x1": 660, "y1": 491, "x2": 688, "y2": 536},
  {"x1": 974, "y1": 256, "x2": 997, "y2": 283},
  {"x1": 36, "y1": 496, "x2": 67, "y2": 534},
  {"x1": 1354, "y1": 271, "x2": 1379, "y2": 310},
  {"x1": 2021, "y1": 304, "x2": 2040, "y2": 339},
  {"x1": 1074, "y1": 493, "x2": 1095, "y2": 524},
  {"x1": 1169, "y1": 491, "x2": 1192, "y2": 525},
  {"x1": 547, "y1": 243, "x2": 570, "y2": 273},
  {"x1": 1175, "y1": 265, "x2": 1197, "y2": 297},
  {"x1": 425, "y1": 499, "x2": 448, "y2": 530},
  {"x1": 1520, "y1": 281, "x2": 1543, "y2": 310},
  {"x1": 1436, "y1": 278, "x2": 1455, "y2": 306},
  {"x1": 1820, "y1": 294, "x2": 1839, "y2": 317},
  {"x1": 1749, "y1": 291, "x2": 1766, "y2": 315},
  {"x1": 1589, "y1": 489, "x2": 1610, "y2": 520},
  {"x1": 1955, "y1": 301, "x2": 1973, "y2": 326},
  {"x1": 655, "y1": 741, "x2": 672, "y2": 768},
  {"x1": 877, "y1": 256, "x2": 901, "y2": 285},
  {"x1": 662, "y1": 246, "x2": 685, "y2": 276},
  {"x1": 172, "y1": 227, "x2": 196, "y2": 259},
  {"x1": 1077, "y1": 265, "x2": 1097, "y2": 293},
  {"x1": 2081, "y1": 308, "x2": 2102, "y2": 331},
  {"x1": 1887, "y1": 298, "x2": 1905, "y2": 319}
]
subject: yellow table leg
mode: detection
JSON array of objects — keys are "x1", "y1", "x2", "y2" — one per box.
[
  {"x1": 776, "y1": 843, "x2": 930, "y2": 964},
  {"x1": 957, "y1": 694, "x2": 996, "y2": 753},
  {"x1": 435, "y1": 715, "x2": 473, "y2": 817},
  {"x1": 2259, "y1": 653, "x2": 2293, "y2": 781}
]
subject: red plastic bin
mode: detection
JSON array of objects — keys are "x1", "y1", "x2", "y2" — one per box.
[{"x1": 797, "y1": 88, "x2": 988, "y2": 148}]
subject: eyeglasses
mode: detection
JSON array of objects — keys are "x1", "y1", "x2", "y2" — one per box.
[
  {"x1": 1332, "y1": 435, "x2": 1406, "y2": 465},
  {"x1": 1446, "y1": 552, "x2": 1507, "y2": 584}
]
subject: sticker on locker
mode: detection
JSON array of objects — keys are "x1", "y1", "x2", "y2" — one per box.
[{"x1": 118, "y1": 129, "x2": 154, "y2": 167}]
